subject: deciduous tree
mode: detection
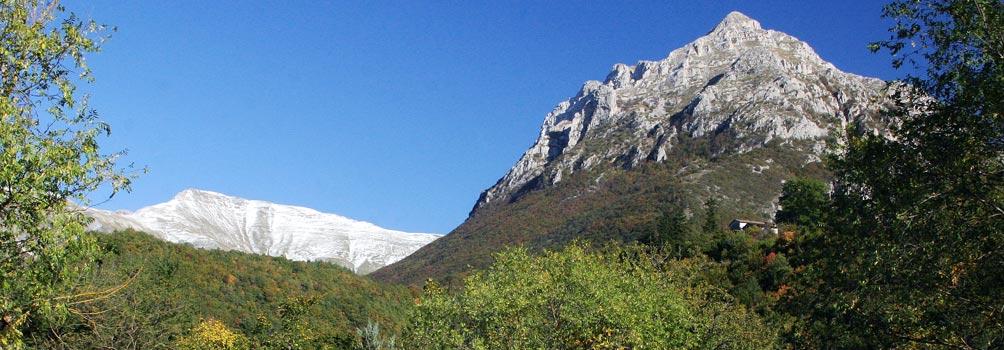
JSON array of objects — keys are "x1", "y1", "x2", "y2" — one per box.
[
  {"x1": 774, "y1": 178, "x2": 828, "y2": 228},
  {"x1": 787, "y1": 1, "x2": 1003, "y2": 348},
  {"x1": 0, "y1": 1, "x2": 131, "y2": 347}
]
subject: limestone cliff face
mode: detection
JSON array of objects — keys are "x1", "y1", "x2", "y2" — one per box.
[{"x1": 473, "y1": 11, "x2": 892, "y2": 215}]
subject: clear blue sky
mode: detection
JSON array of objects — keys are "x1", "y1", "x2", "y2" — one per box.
[{"x1": 71, "y1": 1, "x2": 904, "y2": 234}]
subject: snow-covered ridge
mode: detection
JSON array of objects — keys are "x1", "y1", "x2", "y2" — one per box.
[{"x1": 84, "y1": 189, "x2": 439, "y2": 274}]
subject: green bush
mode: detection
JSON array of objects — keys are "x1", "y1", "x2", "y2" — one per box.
[{"x1": 403, "y1": 243, "x2": 777, "y2": 349}]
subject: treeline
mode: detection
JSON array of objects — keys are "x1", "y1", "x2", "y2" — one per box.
[{"x1": 384, "y1": 179, "x2": 833, "y2": 349}]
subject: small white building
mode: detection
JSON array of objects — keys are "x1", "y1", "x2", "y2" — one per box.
[{"x1": 729, "y1": 219, "x2": 778, "y2": 235}]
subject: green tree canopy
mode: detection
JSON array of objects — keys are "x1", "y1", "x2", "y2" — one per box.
[
  {"x1": 787, "y1": 0, "x2": 1003, "y2": 348},
  {"x1": 774, "y1": 178, "x2": 829, "y2": 228},
  {"x1": 0, "y1": 1, "x2": 131, "y2": 347},
  {"x1": 702, "y1": 197, "x2": 720, "y2": 234},
  {"x1": 403, "y1": 243, "x2": 777, "y2": 349}
]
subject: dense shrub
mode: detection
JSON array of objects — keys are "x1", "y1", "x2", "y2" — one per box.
[{"x1": 403, "y1": 243, "x2": 777, "y2": 349}]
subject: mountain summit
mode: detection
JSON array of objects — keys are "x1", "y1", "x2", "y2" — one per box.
[
  {"x1": 712, "y1": 11, "x2": 762, "y2": 32},
  {"x1": 470, "y1": 10, "x2": 889, "y2": 215},
  {"x1": 374, "y1": 12, "x2": 895, "y2": 285},
  {"x1": 86, "y1": 189, "x2": 439, "y2": 274}
]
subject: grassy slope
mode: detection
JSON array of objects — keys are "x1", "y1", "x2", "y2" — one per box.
[{"x1": 372, "y1": 139, "x2": 828, "y2": 286}]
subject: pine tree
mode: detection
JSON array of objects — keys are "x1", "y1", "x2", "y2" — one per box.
[{"x1": 702, "y1": 198, "x2": 720, "y2": 234}]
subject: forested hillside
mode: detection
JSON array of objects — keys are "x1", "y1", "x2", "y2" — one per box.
[
  {"x1": 1, "y1": 0, "x2": 1000, "y2": 349},
  {"x1": 26, "y1": 230, "x2": 412, "y2": 349},
  {"x1": 374, "y1": 141, "x2": 828, "y2": 286}
]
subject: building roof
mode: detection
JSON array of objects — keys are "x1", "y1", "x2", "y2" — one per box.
[{"x1": 731, "y1": 219, "x2": 768, "y2": 226}]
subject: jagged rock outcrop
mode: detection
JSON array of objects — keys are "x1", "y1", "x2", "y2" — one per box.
[
  {"x1": 473, "y1": 11, "x2": 891, "y2": 215},
  {"x1": 374, "y1": 11, "x2": 899, "y2": 286},
  {"x1": 85, "y1": 189, "x2": 439, "y2": 274}
]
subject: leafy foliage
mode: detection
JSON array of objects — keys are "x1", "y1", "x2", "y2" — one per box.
[
  {"x1": 785, "y1": 2, "x2": 1004, "y2": 348},
  {"x1": 0, "y1": 1, "x2": 134, "y2": 347},
  {"x1": 242, "y1": 295, "x2": 328, "y2": 350},
  {"x1": 403, "y1": 243, "x2": 778, "y2": 349},
  {"x1": 6, "y1": 1, "x2": 997, "y2": 349},
  {"x1": 177, "y1": 318, "x2": 249, "y2": 350},
  {"x1": 30, "y1": 230, "x2": 411, "y2": 349},
  {"x1": 774, "y1": 178, "x2": 828, "y2": 228},
  {"x1": 356, "y1": 320, "x2": 397, "y2": 350}
]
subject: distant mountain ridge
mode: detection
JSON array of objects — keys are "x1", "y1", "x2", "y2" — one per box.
[
  {"x1": 373, "y1": 11, "x2": 896, "y2": 285},
  {"x1": 85, "y1": 189, "x2": 439, "y2": 274}
]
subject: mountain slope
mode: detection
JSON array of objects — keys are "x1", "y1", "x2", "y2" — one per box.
[
  {"x1": 372, "y1": 12, "x2": 894, "y2": 285},
  {"x1": 32, "y1": 229, "x2": 412, "y2": 349},
  {"x1": 473, "y1": 11, "x2": 889, "y2": 215},
  {"x1": 86, "y1": 189, "x2": 439, "y2": 274}
]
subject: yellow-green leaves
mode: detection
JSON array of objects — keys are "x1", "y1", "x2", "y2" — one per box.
[
  {"x1": 0, "y1": 1, "x2": 132, "y2": 348},
  {"x1": 177, "y1": 318, "x2": 250, "y2": 350},
  {"x1": 404, "y1": 244, "x2": 777, "y2": 349}
]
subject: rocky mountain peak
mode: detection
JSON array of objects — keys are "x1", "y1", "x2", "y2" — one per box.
[
  {"x1": 711, "y1": 11, "x2": 762, "y2": 33},
  {"x1": 471, "y1": 12, "x2": 893, "y2": 215}
]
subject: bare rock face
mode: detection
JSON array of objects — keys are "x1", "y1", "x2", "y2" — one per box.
[
  {"x1": 473, "y1": 11, "x2": 892, "y2": 214},
  {"x1": 372, "y1": 11, "x2": 904, "y2": 286},
  {"x1": 85, "y1": 189, "x2": 439, "y2": 274}
]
